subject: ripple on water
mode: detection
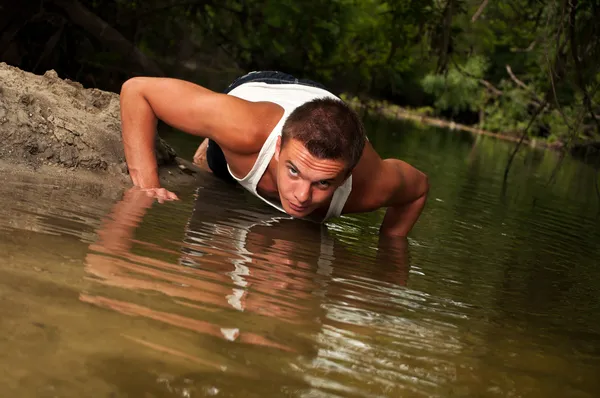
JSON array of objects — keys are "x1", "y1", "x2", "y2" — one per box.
[{"x1": 1, "y1": 142, "x2": 600, "y2": 397}]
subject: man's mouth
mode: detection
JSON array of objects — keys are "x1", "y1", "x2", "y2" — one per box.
[{"x1": 288, "y1": 201, "x2": 308, "y2": 212}]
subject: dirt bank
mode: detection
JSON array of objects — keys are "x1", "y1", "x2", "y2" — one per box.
[{"x1": 0, "y1": 62, "x2": 196, "y2": 186}]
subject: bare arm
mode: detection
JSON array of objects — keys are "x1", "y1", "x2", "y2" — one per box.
[
  {"x1": 378, "y1": 159, "x2": 429, "y2": 237},
  {"x1": 119, "y1": 77, "x2": 277, "y2": 189}
]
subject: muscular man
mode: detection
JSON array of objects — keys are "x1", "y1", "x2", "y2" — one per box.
[{"x1": 119, "y1": 71, "x2": 429, "y2": 236}]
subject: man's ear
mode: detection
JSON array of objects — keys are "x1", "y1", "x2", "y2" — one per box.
[{"x1": 275, "y1": 136, "x2": 281, "y2": 162}]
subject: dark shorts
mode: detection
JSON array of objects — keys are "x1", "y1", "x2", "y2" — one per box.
[{"x1": 206, "y1": 71, "x2": 327, "y2": 183}]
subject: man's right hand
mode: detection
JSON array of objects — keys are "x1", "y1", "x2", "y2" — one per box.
[
  {"x1": 119, "y1": 76, "x2": 283, "y2": 192},
  {"x1": 141, "y1": 187, "x2": 179, "y2": 203}
]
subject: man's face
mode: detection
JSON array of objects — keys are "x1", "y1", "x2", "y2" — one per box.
[{"x1": 275, "y1": 137, "x2": 349, "y2": 218}]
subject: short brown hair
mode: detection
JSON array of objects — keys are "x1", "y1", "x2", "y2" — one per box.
[{"x1": 280, "y1": 97, "x2": 366, "y2": 171}]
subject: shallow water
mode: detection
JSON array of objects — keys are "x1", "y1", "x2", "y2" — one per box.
[{"x1": 1, "y1": 120, "x2": 600, "y2": 397}]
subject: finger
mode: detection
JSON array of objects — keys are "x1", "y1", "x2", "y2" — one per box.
[
  {"x1": 141, "y1": 188, "x2": 178, "y2": 202},
  {"x1": 156, "y1": 189, "x2": 168, "y2": 201},
  {"x1": 157, "y1": 188, "x2": 178, "y2": 201},
  {"x1": 160, "y1": 189, "x2": 176, "y2": 203}
]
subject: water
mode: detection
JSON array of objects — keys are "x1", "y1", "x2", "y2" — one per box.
[{"x1": 1, "y1": 118, "x2": 600, "y2": 397}]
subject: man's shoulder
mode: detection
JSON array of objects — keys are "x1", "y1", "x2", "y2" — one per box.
[
  {"x1": 342, "y1": 149, "x2": 391, "y2": 213},
  {"x1": 215, "y1": 100, "x2": 284, "y2": 155}
]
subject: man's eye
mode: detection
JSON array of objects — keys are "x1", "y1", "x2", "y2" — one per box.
[
  {"x1": 288, "y1": 167, "x2": 298, "y2": 176},
  {"x1": 318, "y1": 180, "x2": 330, "y2": 188}
]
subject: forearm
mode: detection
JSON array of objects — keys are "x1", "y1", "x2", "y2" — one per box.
[
  {"x1": 376, "y1": 236, "x2": 410, "y2": 285},
  {"x1": 120, "y1": 79, "x2": 160, "y2": 188},
  {"x1": 380, "y1": 192, "x2": 428, "y2": 237},
  {"x1": 94, "y1": 188, "x2": 154, "y2": 253}
]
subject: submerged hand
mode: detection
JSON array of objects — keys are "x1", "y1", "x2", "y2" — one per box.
[
  {"x1": 141, "y1": 187, "x2": 179, "y2": 203},
  {"x1": 376, "y1": 236, "x2": 410, "y2": 286}
]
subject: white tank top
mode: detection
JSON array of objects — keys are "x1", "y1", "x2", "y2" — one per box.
[{"x1": 225, "y1": 82, "x2": 352, "y2": 221}]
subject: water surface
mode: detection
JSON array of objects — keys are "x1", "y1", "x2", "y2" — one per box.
[{"x1": 1, "y1": 119, "x2": 599, "y2": 397}]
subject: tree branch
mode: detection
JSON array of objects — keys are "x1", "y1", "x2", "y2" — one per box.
[
  {"x1": 51, "y1": 0, "x2": 164, "y2": 76},
  {"x1": 138, "y1": 1, "x2": 206, "y2": 17},
  {"x1": 503, "y1": 102, "x2": 548, "y2": 183},
  {"x1": 506, "y1": 64, "x2": 543, "y2": 104},
  {"x1": 139, "y1": 1, "x2": 244, "y2": 18},
  {"x1": 511, "y1": 40, "x2": 537, "y2": 52},
  {"x1": 436, "y1": 0, "x2": 454, "y2": 73},
  {"x1": 505, "y1": 64, "x2": 529, "y2": 91},
  {"x1": 479, "y1": 79, "x2": 503, "y2": 96},
  {"x1": 471, "y1": 0, "x2": 489, "y2": 22},
  {"x1": 450, "y1": 56, "x2": 502, "y2": 96},
  {"x1": 538, "y1": 0, "x2": 575, "y2": 133},
  {"x1": 568, "y1": 0, "x2": 600, "y2": 136}
]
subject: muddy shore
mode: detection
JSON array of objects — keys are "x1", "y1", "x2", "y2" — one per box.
[{"x1": 0, "y1": 62, "x2": 199, "y2": 187}]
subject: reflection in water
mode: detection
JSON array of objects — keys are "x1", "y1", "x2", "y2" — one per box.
[
  {"x1": 1, "y1": 122, "x2": 600, "y2": 397},
  {"x1": 85, "y1": 188, "x2": 311, "y2": 351},
  {"x1": 85, "y1": 185, "x2": 410, "y2": 327},
  {"x1": 82, "y1": 179, "x2": 417, "y2": 396}
]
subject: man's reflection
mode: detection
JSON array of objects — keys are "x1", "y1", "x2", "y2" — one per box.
[{"x1": 83, "y1": 181, "x2": 410, "y2": 354}]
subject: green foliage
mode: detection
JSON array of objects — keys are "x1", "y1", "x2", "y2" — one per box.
[
  {"x1": 186, "y1": 0, "x2": 435, "y2": 92},
  {"x1": 482, "y1": 85, "x2": 533, "y2": 134},
  {"x1": 8, "y1": 0, "x2": 598, "y2": 148},
  {"x1": 421, "y1": 56, "x2": 488, "y2": 114}
]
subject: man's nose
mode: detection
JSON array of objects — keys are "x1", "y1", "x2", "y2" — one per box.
[{"x1": 294, "y1": 183, "x2": 311, "y2": 204}]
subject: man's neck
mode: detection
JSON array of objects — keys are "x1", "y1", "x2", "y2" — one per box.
[{"x1": 255, "y1": 155, "x2": 279, "y2": 198}]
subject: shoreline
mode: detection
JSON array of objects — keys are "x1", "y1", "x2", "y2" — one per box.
[{"x1": 343, "y1": 96, "x2": 565, "y2": 151}]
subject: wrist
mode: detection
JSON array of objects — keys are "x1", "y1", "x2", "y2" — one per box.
[
  {"x1": 379, "y1": 225, "x2": 408, "y2": 237},
  {"x1": 129, "y1": 167, "x2": 160, "y2": 189}
]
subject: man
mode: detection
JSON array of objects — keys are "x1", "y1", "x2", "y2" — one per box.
[{"x1": 119, "y1": 71, "x2": 429, "y2": 237}]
